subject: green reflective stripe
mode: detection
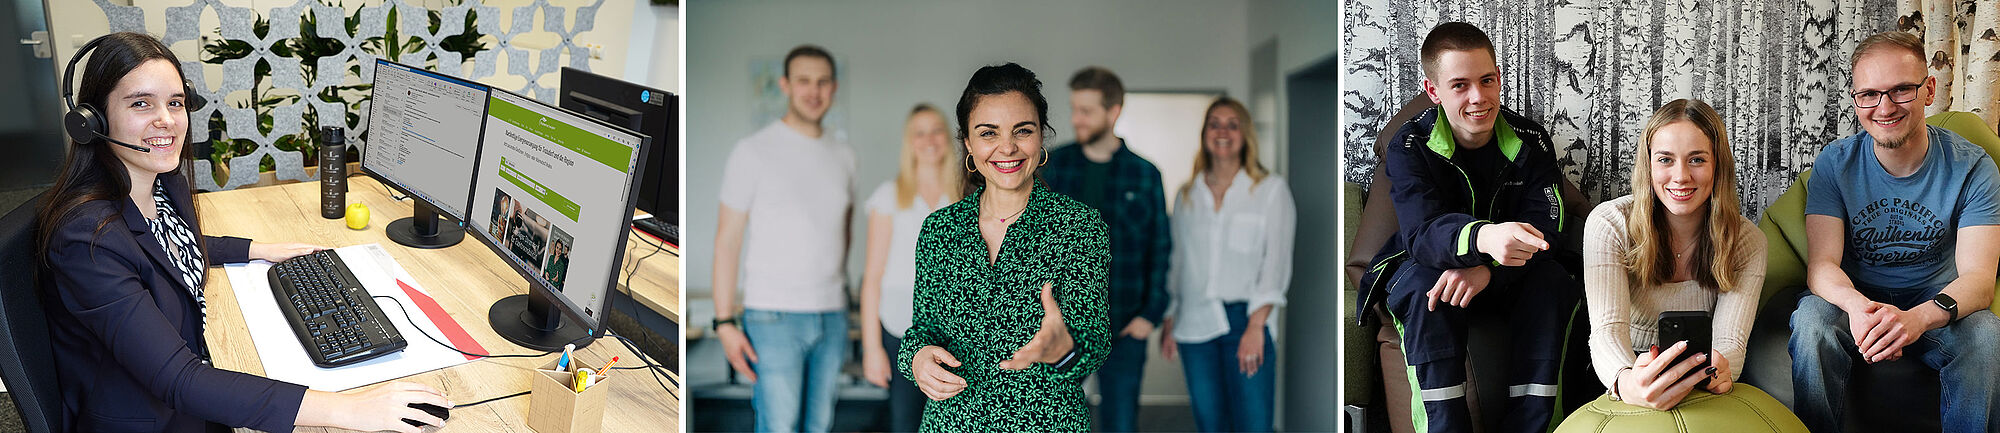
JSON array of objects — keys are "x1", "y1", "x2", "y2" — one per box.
[
  {"x1": 1554, "y1": 185, "x2": 1566, "y2": 232},
  {"x1": 1457, "y1": 221, "x2": 1488, "y2": 257},
  {"x1": 1390, "y1": 311, "x2": 1430, "y2": 433},
  {"x1": 1370, "y1": 251, "x2": 1405, "y2": 274}
]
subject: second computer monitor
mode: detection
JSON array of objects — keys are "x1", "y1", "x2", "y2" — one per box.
[
  {"x1": 466, "y1": 89, "x2": 649, "y2": 351},
  {"x1": 360, "y1": 59, "x2": 490, "y2": 248}
]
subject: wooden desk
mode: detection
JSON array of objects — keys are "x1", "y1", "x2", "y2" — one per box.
[
  {"x1": 620, "y1": 214, "x2": 680, "y2": 324},
  {"x1": 196, "y1": 177, "x2": 679, "y2": 433}
]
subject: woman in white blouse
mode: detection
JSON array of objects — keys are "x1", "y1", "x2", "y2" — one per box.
[
  {"x1": 1559, "y1": 99, "x2": 1800, "y2": 431},
  {"x1": 860, "y1": 104, "x2": 962, "y2": 432},
  {"x1": 1159, "y1": 97, "x2": 1295, "y2": 432}
]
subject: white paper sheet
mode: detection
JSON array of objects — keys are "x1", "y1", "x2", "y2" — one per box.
[{"x1": 224, "y1": 244, "x2": 475, "y2": 391}]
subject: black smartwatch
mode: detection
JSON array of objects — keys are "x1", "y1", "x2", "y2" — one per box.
[
  {"x1": 712, "y1": 316, "x2": 740, "y2": 330},
  {"x1": 1050, "y1": 346, "x2": 1083, "y2": 372},
  {"x1": 1933, "y1": 293, "x2": 1960, "y2": 323}
]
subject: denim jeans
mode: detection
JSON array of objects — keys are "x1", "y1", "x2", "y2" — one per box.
[
  {"x1": 742, "y1": 309, "x2": 848, "y2": 432},
  {"x1": 881, "y1": 328, "x2": 924, "y2": 433},
  {"x1": 1790, "y1": 294, "x2": 2000, "y2": 433},
  {"x1": 1177, "y1": 302, "x2": 1276, "y2": 432},
  {"x1": 1096, "y1": 334, "x2": 1149, "y2": 432}
]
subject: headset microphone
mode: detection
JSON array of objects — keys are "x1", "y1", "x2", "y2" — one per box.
[{"x1": 61, "y1": 34, "x2": 208, "y2": 155}]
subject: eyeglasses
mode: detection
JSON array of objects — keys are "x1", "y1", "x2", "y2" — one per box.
[{"x1": 1853, "y1": 83, "x2": 1923, "y2": 108}]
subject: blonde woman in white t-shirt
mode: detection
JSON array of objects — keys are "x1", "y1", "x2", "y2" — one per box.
[
  {"x1": 1160, "y1": 97, "x2": 1295, "y2": 432},
  {"x1": 861, "y1": 103, "x2": 962, "y2": 432}
]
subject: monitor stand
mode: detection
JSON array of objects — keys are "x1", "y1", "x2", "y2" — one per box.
[
  {"x1": 490, "y1": 293, "x2": 594, "y2": 351},
  {"x1": 386, "y1": 201, "x2": 464, "y2": 249}
]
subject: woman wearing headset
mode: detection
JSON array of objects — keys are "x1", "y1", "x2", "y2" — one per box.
[{"x1": 35, "y1": 32, "x2": 447, "y2": 432}]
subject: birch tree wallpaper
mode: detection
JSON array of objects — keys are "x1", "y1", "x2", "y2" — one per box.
[{"x1": 1341, "y1": 0, "x2": 1998, "y2": 220}]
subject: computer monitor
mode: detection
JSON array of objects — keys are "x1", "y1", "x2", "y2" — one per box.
[
  {"x1": 558, "y1": 67, "x2": 678, "y2": 243},
  {"x1": 359, "y1": 59, "x2": 490, "y2": 249},
  {"x1": 465, "y1": 88, "x2": 650, "y2": 351}
]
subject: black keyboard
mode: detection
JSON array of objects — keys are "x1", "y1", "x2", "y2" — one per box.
[
  {"x1": 267, "y1": 250, "x2": 408, "y2": 368},
  {"x1": 634, "y1": 218, "x2": 678, "y2": 244}
]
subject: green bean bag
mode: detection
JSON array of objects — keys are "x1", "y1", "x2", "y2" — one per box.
[{"x1": 1554, "y1": 384, "x2": 1807, "y2": 433}]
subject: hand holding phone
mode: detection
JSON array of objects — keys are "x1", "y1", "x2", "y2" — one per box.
[{"x1": 1657, "y1": 311, "x2": 1713, "y2": 390}]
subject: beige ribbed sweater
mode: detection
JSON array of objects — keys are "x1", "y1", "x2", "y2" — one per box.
[{"x1": 1583, "y1": 195, "x2": 1766, "y2": 389}]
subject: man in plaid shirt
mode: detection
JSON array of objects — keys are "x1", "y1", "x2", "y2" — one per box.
[{"x1": 1042, "y1": 66, "x2": 1171, "y2": 432}]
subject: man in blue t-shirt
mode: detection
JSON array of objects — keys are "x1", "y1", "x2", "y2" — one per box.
[{"x1": 1794, "y1": 31, "x2": 2000, "y2": 433}]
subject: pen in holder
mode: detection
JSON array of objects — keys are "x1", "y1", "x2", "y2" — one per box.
[{"x1": 531, "y1": 357, "x2": 608, "y2": 433}]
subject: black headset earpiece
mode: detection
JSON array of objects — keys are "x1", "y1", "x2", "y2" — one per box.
[{"x1": 61, "y1": 35, "x2": 208, "y2": 154}]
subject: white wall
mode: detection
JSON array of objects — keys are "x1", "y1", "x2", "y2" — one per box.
[
  {"x1": 684, "y1": 0, "x2": 1251, "y2": 295},
  {"x1": 1244, "y1": 1, "x2": 1337, "y2": 431},
  {"x1": 685, "y1": 0, "x2": 1258, "y2": 407}
]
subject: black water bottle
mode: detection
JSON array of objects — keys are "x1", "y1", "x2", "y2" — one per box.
[{"x1": 319, "y1": 126, "x2": 347, "y2": 219}]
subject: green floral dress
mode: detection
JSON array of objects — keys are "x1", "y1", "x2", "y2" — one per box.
[{"x1": 898, "y1": 181, "x2": 1111, "y2": 432}]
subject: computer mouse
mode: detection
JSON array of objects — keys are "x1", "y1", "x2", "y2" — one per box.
[{"x1": 403, "y1": 402, "x2": 451, "y2": 428}]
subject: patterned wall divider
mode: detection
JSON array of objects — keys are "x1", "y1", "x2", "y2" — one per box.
[{"x1": 89, "y1": 0, "x2": 606, "y2": 191}]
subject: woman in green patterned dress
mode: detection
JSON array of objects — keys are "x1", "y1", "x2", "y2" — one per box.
[{"x1": 897, "y1": 63, "x2": 1112, "y2": 432}]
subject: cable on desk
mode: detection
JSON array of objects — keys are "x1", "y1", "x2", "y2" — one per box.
[
  {"x1": 346, "y1": 170, "x2": 408, "y2": 200},
  {"x1": 610, "y1": 330, "x2": 680, "y2": 400},
  {"x1": 630, "y1": 228, "x2": 677, "y2": 258},
  {"x1": 455, "y1": 390, "x2": 530, "y2": 408},
  {"x1": 608, "y1": 242, "x2": 678, "y2": 398},
  {"x1": 370, "y1": 296, "x2": 590, "y2": 359},
  {"x1": 370, "y1": 296, "x2": 678, "y2": 397}
]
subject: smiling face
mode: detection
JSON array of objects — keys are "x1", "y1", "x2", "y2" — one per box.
[
  {"x1": 964, "y1": 91, "x2": 1044, "y2": 193},
  {"x1": 908, "y1": 109, "x2": 952, "y2": 167},
  {"x1": 1422, "y1": 48, "x2": 1502, "y2": 146},
  {"x1": 1851, "y1": 49, "x2": 1933, "y2": 150},
  {"x1": 1203, "y1": 104, "x2": 1245, "y2": 167},
  {"x1": 1648, "y1": 121, "x2": 1716, "y2": 217},
  {"x1": 781, "y1": 55, "x2": 837, "y2": 125},
  {"x1": 105, "y1": 59, "x2": 190, "y2": 177}
]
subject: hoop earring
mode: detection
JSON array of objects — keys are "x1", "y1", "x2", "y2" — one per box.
[
  {"x1": 1038, "y1": 151, "x2": 1049, "y2": 167},
  {"x1": 965, "y1": 154, "x2": 977, "y2": 173}
]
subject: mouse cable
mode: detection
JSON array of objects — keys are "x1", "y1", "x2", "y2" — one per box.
[{"x1": 454, "y1": 390, "x2": 529, "y2": 408}]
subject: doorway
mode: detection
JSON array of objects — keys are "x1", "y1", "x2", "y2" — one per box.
[{"x1": 0, "y1": 0, "x2": 64, "y2": 213}]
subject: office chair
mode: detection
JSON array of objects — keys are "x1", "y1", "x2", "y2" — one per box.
[{"x1": 0, "y1": 194, "x2": 63, "y2": 433}]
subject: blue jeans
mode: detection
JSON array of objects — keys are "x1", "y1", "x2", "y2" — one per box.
[
  {"x1": 1177, "y1": 303, "x2": 1276, "y2": 432},
  {"x1": 742, "y1": 309, "x2": 847, "y2": 432},
  {"x1": 1790, "y1": 294, "x2": 2000, "y2": 433},
  {"x1": 1096, "y1": 334, "x2": 1148, "y2": 432},
  {"x1": 881, "y1": 329, "x2": 924, "y2": 433}
]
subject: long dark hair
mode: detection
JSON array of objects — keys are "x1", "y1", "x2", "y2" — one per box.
[
  {"x1": 36, "y1": 32, "x2": 204, "y2": 269},
  {"x1": 954, "y1": 63, "x2": 1055, "y2": 197}
]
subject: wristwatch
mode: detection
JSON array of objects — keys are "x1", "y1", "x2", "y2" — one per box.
[
  {"x1": 1051, "y1": 346, "x2": 1083, "y2": 373},
  {"x1": 712, "y1": 316, "x2": 740, "y2": 330},
  {"x1": 1933, "y1": 293, "x2": 1960, "y2": 323}
]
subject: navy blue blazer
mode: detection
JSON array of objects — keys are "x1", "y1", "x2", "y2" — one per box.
[{"x1": 40, "y1": 173, "x2": 305, "y2": 432}]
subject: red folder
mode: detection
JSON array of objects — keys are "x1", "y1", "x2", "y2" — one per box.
[{"x1": 397, "y1": 279, "x2": 488, "y2": 360}]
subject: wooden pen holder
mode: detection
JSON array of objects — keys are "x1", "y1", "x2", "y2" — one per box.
[{"x1": 529, "y1": 358, "x2": 609, "y2": 433}]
